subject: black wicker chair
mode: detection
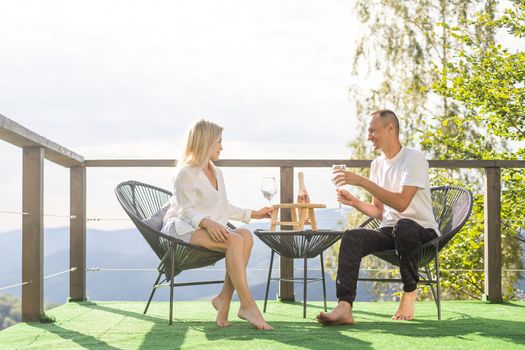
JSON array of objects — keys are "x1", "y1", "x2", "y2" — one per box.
[
  {"x1": 115, "y1": 180, "x2": 228, "y2": 325},
  {"x1": 358, "y1": 185, "x2": 473, "y2": 320}
]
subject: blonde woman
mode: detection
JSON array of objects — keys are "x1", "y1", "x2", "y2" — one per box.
[{"x1": 162, "y1": 119, "x2": 273, "y2": 330}]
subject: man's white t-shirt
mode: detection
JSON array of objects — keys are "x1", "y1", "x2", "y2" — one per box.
[{"x1": 370, "y1": 146, "x2": 440, "y2": 235}]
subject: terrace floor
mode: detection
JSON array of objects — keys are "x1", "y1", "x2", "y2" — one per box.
[{"x1": 0, "y1": 300, "x2": 524, "y2": 349}]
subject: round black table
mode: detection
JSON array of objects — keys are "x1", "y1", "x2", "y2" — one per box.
[{"x1": 254, "y1": 229, "x2": 345, "y2": 318}]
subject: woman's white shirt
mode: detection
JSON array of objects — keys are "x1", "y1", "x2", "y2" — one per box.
[{"x1": 163, "y1": 163, "x2": 251, "y2": 236}]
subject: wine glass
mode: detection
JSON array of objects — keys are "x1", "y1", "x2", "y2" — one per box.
[
  {"x1": 261, "y1": 177, "x2": 277, "y2": 205},
  {"x1": 332, "y1": 164, "x2": 347, "y2": 213}
]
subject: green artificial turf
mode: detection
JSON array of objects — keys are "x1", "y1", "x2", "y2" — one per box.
[{"x1": 0, "y1": 300, "x2": 524, "y2": 349}]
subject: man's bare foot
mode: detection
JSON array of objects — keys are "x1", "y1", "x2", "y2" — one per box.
[
  {"x1": 392, "y1": 291, "x2": 417, "y2": 320},
  {"x1": 238, "y1": 304, "x2": 273, "y2": 330},
  {"x1": 212, "y1": 295, "x2": 231, "y2": 327},
  {"x1": 316, "y1": 301, "x2": 354, "y2": 326}
]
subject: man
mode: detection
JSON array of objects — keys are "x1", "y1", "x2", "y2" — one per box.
[{"x1": 318, "y1": 109, "x2": 439, "y2": 325}]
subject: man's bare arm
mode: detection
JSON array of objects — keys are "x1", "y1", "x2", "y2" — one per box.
[
  {"x1": 334, "y1": 171, "x2": 418, "y2": 213},
  {"x1": 361, "y1": 180, "x2": 418, "y2": 213}
]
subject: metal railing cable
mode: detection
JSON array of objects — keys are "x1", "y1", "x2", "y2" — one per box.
[
  {"x1": 0, "y1": 210, "x2": 128, "y2": 221},
  {"x1": 85, "y1": 267, "x2": 525, "y2": 273},
  {"x1": 0, "y1": 267, "x2": 77, "y2": 292},
  {"x1": 0, "y1": 210, "x2": 30, "y2": 216},
  {"x1": 0, "y1": 281, "x2": 31, "y2": 292},
  {"x1": 2, "y1": 266, "x2": 523, "y2": 291}
]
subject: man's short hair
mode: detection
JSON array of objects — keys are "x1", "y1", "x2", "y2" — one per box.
[{"x1": 370, "y1": 109, "x2": 399, "y2": 135}]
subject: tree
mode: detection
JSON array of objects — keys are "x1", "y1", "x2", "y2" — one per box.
[
  {"x1": 425, "y1": 0, "x2": 525, "y2": 299},
  {"x1": 0, "y1": 294, "x2": 21, "y2": 330},
  {"x1": 348, "y1": 0, "x2": 495, "y2": 153}
]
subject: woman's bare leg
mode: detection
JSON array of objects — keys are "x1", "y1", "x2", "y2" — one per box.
[
  {"x1": 212, "y1": 229, "x2": 253, "y2": 327},
  {"x1": 191, "y1": 229, "x2": 272, "y2": 330}
]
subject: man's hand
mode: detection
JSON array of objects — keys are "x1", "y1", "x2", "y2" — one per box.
[
  {"x1": 251, "y1": 207, "x2": 273, "y2": 219},
  {"x1": 200, "y1": 218, "x2": 229, "y2": 243},
  {"x1": 337, "y1": 188, "x2": 358, "y2": 207},
  {"x1": 332, "y1": 169, "x2": 365, "y2": 187}
]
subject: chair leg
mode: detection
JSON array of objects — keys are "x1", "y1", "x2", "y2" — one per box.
[
  {"x1": 303, "y1": 256, "x2": 307, "y2": 319},
  {"x1": 264, "y1": 250, "x2": 275, "y2": 313},
  {"x1": 144, "y1": 272, "x2": 163, "y2": 315},
  {"x1": 320, "y1": 252, "x2": 327, "y2": 312},
  {"x1": 434, "y1": 246, "x2": 441, "y2": 320},
  {"x1": 425, "y1": 266, "x2": 438, "y2": 308},
  {"x1": 169, "y1": 255, "x2": 175, "y2": 325}
]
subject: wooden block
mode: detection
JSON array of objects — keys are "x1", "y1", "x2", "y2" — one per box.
[
  {"x1": 273, "y1": 203, "x2": 326, "y2": 209},
  {"x1": 298, "y1": 208, "x2": 307, "y2": 230},
  {"x1": 270, "y1": 207, "x2": 279, "y2": 231},
  {"x1": 308, "y1": 208, "x2": 317, "y2": 231},
  {"x1": 291, "y1": 207, "x2": 298, "y2": 230}
]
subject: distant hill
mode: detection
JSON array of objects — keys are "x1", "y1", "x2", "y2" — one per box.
[
  {"x1": 1, "y1": 209, "x2": 522, "y2": 304},
  {"x1": 0, "y1": 209, "x2": 380, "y2": 304}
]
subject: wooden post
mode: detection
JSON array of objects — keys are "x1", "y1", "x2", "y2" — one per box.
[
  {"x1": 70, "y1": 166, "x2": 87, "y2": 301},
  {"x1": 484, "y1": 167, "x2": 502, "y2": 302},
  {"x1": 22, "y1": 147, "x2": 44, "y2": 321},
  {"x1": 279, "y1": 166, "x2": 295, "y2": 301}
]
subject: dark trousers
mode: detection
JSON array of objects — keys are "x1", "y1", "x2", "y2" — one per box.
[{"x1": 336, "y1": 218, "x2": 437, "y2": 304}]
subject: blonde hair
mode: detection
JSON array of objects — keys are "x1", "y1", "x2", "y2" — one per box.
[{"x1": 178, "y1": 118, "x2": 223, "y2": 168}]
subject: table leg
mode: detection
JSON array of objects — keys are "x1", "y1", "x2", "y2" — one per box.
[
  {"x1": 303, "y1": 256, "x2": 307, "y2": 318},
  {"x1": 264, "y1": 250, "x2": 275, "y2": 313},
  {"x1": 320, "y1": 252, "x2": 327, "y2": 312}
]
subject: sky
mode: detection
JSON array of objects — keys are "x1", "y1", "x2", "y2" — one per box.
[{"x1": 0, "y1": 0, "x2": 362, "y2": 232}]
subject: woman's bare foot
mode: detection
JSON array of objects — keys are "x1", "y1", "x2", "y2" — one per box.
[
  {"x1": 316, "y1": 301, "x2": 354, "y2": 326},
  {"x1": 238, "y1": 304, "x2": 273, "y2": 330},
  {"x1": 392, "y1": 291, "x2": 417, "y2": 320},
  {"x1": 212, "y1": 295, "x2": 231, "y2": 327}
]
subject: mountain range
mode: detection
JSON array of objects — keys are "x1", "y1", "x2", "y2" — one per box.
[
  {"x1": 0, "y1": 209, "x2": 379, "y2": 304},
  {"x1": 1, "y1": 208, "x2": 523, "y2": 304}
]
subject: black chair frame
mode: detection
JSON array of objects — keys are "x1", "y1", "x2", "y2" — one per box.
[{"x1": 357, "y1": 185, "x2": 473, "y2": 320}]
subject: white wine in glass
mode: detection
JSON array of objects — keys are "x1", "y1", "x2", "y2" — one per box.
[
  {"x1": 332, "y1": 164, "x2": 347, "y2": 213},
  {"x1": 261, "y1": 177, "x2": 277, "y2": 204}
]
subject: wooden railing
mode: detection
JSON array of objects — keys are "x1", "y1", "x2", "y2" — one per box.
[{"x1": 1, "y1": 113, "x2": 524, "y2": 321}]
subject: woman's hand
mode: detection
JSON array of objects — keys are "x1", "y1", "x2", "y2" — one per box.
[
  {"x1": 251, "y1": 207, "x2": 273, "y2": 219},
  {"x1": 337, "y1": 188, "x2": 358, "y2": 207},
  {"x1": 200, "y1": 218, "x2": 229, "y2": 243}
]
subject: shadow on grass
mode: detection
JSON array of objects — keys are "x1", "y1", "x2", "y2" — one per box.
[
  {"x1": 349, "y1": 307, "x2": 525, "y2": 347},
  {"x1": 77, "y1": 302, "x2": 369, "y2": 350},
  {"x1": 202, "y1": 320, "x2": 373, "y2": 349},
  {"x1": 28, "y1": 302, "x2": 184, "y2": 350},
  {"x1": 27, "y1": 301, "x2": 525, "y2": 350},
  {"x1": 27, "y1": 322, "x2": 121, "y2": 350},
  {"x1": 263, "y1": 300, "x2": 328, "y2": 313}
]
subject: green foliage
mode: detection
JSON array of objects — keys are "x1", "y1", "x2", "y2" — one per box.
[
  {"x1": 0, "y1": 294, "x2": 21, "y2": 330},
  {"x1": 424, "y1": 0, "x2": 525, "y2": 300}
]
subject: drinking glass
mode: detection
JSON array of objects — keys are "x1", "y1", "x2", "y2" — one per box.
[
  {"x1": 261, "y1": 177, "x2": 277, "y2": 205},
  {"x1": 332, "y1": 164, "x2": 347, "y2": 213}
]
